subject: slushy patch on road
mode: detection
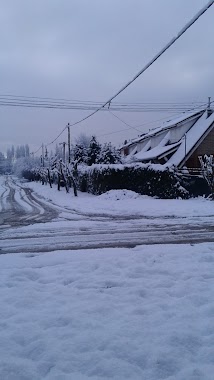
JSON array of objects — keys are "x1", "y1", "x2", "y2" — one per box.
[{"x1": 0, "y1": 244, "x2": 214, "y2": 379}]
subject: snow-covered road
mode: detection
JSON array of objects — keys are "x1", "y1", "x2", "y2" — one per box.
[
  {"x1": 1, "y1": 176, "x2": 214, "y2": 379},
  {"x1": 0, "y1": 176, "x2": 58, "y2": 227},
  {"x1": 0, "y1": 176, "x2": 214, "y2": 254}
]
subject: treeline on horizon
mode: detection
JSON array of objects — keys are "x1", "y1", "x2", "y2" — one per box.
[{"x1": 0, "y1": 135, "x2": 121, "y2": 174}]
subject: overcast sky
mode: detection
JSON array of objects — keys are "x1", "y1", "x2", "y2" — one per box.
[{"x1": 1, "y1": 0, "x2": 213, "y2": 154}]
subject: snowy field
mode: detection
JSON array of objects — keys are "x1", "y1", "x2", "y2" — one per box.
[
  {"x1": 1, "y1": 177, "x2": 214, "y2": 379},
  {"x1": 1, "y1": 244, "x2": 214, "y2": 379}
]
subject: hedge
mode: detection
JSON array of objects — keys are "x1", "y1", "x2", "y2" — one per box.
[{"x1": 76, "y1": 164, "x2": 189, "y2": 199}]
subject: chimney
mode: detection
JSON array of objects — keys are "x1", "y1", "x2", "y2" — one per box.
[{"x1": 207, "y1": 97, "x2": 213, "y2": 118}]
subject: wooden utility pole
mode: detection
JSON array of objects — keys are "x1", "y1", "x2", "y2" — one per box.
[
  {"x1": 41, "y1": 143, "x2": 44, "y2": 167},
  {"x1": 45, "y1": 146, "x2": 48, "y2": 159},
  {"x1": 67, "y1": 123, "x2": 71, "y2": 164}
]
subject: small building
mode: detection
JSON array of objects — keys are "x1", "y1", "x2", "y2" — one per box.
[{"x1": 120, "y1": 107, "x2": 214, "y2": 172}]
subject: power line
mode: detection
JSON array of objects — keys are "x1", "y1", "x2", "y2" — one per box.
[
  {"x1": 0, "y1": 98, "x2": 208, "y2": 112},
  {"x1": 0, "y1": 103, "x2": 203, "y2": 112},
  {"x1": 64, "y1": 0, "x2": 213, "y2": 128},
  {"x1": 108, "y1": 110, "x2": 143, "y2": 133},
  {"x1": 101, "y1": 102, "x2": 208, "y2": 139},
  {"x1": 0, "y1": 93, "x2": 207, "y2": 106},
  {"x1": 31, "y1": 102, "x2": 210, "y2": 154},
  {"x1": 46, "y1": 126, "x2": 67, "y2": 146},
  {"x1": 31, "y1": 0, "x2": 213, "y2": 153},
  {"x1": 31, "y1": 100, "x2": 212, "y2": 154},
  {"x1": 98, "y1": 114, "x2": 176, "y2": 138},
  {"x1": 33, "y1": 145, "x2": 43, "y2": 154}
]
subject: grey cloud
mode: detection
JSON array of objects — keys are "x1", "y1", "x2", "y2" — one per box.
[{"x1": 0, "y1": 0, "x2": 213, "y2": 153}]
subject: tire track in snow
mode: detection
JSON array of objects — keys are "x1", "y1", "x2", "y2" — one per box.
[
  {"x1": 1, "y1": 222, "x2": 214, "y2": 254},
  {"x1": 0, "y1": 176, "x2": 58, "y2": 228}
]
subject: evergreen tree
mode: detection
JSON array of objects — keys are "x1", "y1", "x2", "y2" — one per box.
[
  {"x1": 11, "y1": 145, "x2": 15, "y2": 161},
  {"x1": 25, "y1": 144, "x2": 30, "y2": 157},
  {"x1": 87, "y1": 136, "x2": 101, "y2": 166},
  {"x1": 98, "y1": 143, "x2": 121, "y2": 164},
  {"x1": 0, "y1": 152, "x2": 6, "y2": 174},
  {"x1": 15, "y1": 146, "x2": 20, "y2": 159},
  {"x1": 73, "y1": 144, "x2": 88, "y2": 164},
  {"x1": 112, "y1": 146, "x2": 122, "y2": 163},
  {"x1": 7, "y1": 148, "x2": 12, "y2": 162},
  {"x1": 15, "y1": 145, "x2": 26, "y2": 159}
]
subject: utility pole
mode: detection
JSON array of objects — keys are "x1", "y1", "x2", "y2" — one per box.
[
  {"x1": 42, "y1": 143, "x2": 44, "y2": 167},
  {"x1": 45, "y1": 146, "x2": 48, "y2": 159},
  {"x1": 67, "y1": 123, "x2": 71, "y2": 164}
]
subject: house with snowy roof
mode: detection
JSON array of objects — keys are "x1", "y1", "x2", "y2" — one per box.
[{"x1": 120, "y1": 106, "x2": 214, "y2": 171}]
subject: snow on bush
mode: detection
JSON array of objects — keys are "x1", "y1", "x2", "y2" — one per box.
[{"x1": 77, "y1": 163, "x2": 189, "y2": 199}]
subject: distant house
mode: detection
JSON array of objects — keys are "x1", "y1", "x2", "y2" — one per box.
[{"x1": 120, "y1": 107, "x2": 214, "y2": 171}]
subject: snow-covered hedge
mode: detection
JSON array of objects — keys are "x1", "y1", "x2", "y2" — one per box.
[{"x1": 76, "y1": 163, "x2": 189, "y2": 199}]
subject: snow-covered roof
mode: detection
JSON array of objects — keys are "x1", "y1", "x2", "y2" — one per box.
[
  {"x1": 133, "y1": 141, "x2": 181, "y2": 161},
  {"x1": 167, "y1": 111, "x2": 214, "y2": 167},
  {"x1": 121, "y1": 109, "x2": 204, "y2": 149},
  {"x1": 124, "y1": 140, "x2": 151, "y2": 162},
  {"x1": 122, "y1": 108, "x2": 214, "y2": 167}
]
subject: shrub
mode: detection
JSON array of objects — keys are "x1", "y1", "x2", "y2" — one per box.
[{"x1": 76, "y1": 163, "x2": 189, "y2": 199}]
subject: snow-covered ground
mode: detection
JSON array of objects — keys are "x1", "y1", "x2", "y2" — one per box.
[
  {"x1": 1, "y1": 177, "x2": 214, "y2": 379},
  {"x1": 1, "y1": 244, "x2": 214, "y2": 380}
]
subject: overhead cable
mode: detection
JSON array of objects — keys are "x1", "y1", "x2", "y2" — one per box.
[
  {"x1": 0, "y1": 97, "x2": 208, "y2": 112},
  {"x1": 31, "y1": 0, "x2": 213, "y2": 152},
  {"x1": 0, "y1": 93, "x2": 207, "y2": 106},
  {"x1": 103, "y1": 102, "x2": 208, "y2": 138},
  {"x1": 46, "y1": 126, "x2": 67, "y2": 146},
  {"x1": 65, "y1": 0, "x2": 214, "y2": 128},
  {"x1": 33, "y1": 145, "x2": 43, "y2": 154},
  {"x1": 108, "y1": 110, "x2": 143, "y2": 133}
]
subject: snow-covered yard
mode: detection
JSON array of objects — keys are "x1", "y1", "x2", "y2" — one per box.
[{"x1": 1, "y1": 244, "x2": 214, "y2": 379}]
